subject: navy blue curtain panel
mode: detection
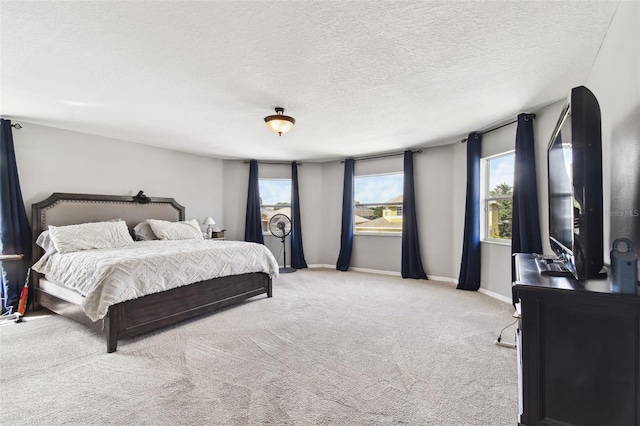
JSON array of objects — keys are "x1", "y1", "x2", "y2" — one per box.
[
  {"x1": 290, "y1": 162, "x2": 307, "y2": 269},
  {"x1": 401, "y1": 151, "x2": 428, "y2": 279},
  {"x1": 511, "y1": 113, "x2": 542, "y2": 303},
  {"x1": 0, "y1": 119, "x2": 32, "y2": 312},
  {"x1": 336, "y1": 159, "x2": 355, "y2": 271},
  {"x1": 512, "y1": 114, "x2": 542, "y2": 255},
  {"x1": 457, "y1": 133, "x2": 482, "y2": 291},
  {"x1": 244, "y1": 160, "x2": 264, "y2": 244}
]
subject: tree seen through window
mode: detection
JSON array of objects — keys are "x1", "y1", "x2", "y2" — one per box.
[{"x1": 486, "y1": 153, "x2": 515, "y2": 240}]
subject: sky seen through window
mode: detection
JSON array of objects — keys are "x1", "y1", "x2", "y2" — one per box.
[
  {"x1": 259, "y1": 179, "x2": 291, "y2": 205},
  {"x1": 355, "y1": 174, "x2": 403, "y2": 204},
  {"x1": 489, "y1": 155, "x2": 514, "y2": 192}
]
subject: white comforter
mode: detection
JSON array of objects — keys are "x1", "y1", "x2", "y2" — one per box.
[{"x1": 32, "y1": 240, "x2": 279, "y2": 321}]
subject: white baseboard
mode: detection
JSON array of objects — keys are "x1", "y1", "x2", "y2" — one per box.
[
  {"x1": 478, "y1": 288, "x2": 513, "y2": 304},
  {"x1": 307, "y1": 265, "x2": 511, "y2": 304},
  {"x1": 307, "y1": 265, "x2": 459, "y2": 284},
  {"x1": 307, "y1": 264, "x2": 334, "y2": 269},
  {"x1": 307, "y1": 264, "x2": 402, "y2": 276},
  {"x1": 350, "y1": 267, "x2": 401, "y2": 276},
  {"x1": 428, "y1": 275, "x2": 458, "y2": 285}
]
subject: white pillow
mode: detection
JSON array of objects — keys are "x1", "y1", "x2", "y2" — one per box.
[
  {"x1": 48, "y1": 220, "x2": 135, "y2": 254},
  {"x1": 147, "y1": 219, "x2": 203, "y2": 241},
  {"x1": 133, "y1": 221, "x2": 159, "y2": 241},
  {"x1": 36, "y1": 230, "x2": 57, "y2": 254}
]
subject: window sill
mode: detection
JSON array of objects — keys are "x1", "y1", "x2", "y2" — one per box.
[
  {"x1": 354, "y1": 232, "x2": 402, "y2": 237},
  {"x1": 481, "y1": 239, "x2": 511, "y2": 247}
]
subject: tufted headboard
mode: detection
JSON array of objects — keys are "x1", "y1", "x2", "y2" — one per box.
[{"x1": 31, "y1": 192, "x2": 185, "y2": 265}]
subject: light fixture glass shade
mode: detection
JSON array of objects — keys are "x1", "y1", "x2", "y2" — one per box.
[
  {"x1": 203, "y1": 217, "x2": 215, "y2": 226},
  {"x1": 264, "y1": 107, "x2": 295, "y2": 136}
]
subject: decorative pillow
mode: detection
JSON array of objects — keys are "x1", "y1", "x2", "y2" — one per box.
[
  {"x1": 133, "y1": 221, "x2": 159, "y2": 241},
  {"x1": 147, "y1": 219, "x2": 203, "y2": 241},
  {"x1": 48, "y1": 220, "x2": 135, "y2": 254},
  {"x1": 36, "y1": 230, "x2": 57, "y2": 254}
]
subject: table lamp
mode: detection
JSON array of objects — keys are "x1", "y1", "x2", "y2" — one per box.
[{"x1": 203, "y1": 217, "x2": 215, "y2": 238}]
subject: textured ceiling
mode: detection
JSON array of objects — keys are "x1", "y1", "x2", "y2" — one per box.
[{"x1": 0, "y1": 1, "x2": 619, "y2": 161}]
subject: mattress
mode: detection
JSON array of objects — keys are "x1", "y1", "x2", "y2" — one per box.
[{"x1": 39, "y1": 277, "x2": 84, "y2": 305}]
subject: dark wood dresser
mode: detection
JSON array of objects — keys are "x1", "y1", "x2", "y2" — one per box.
[{"x1": 513, "y1": 253, "x2": 640, "y2": 426}]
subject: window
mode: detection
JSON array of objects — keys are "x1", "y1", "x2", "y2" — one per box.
[
  {"x1": 483, "y1": 152, "x2": 515, "y2": 242},
  {"x1": 259, "y1": 179, "x2": 291, "y2": 233},
  {"x1": 354, "y1": 173, "x2": 404, "y2": 234}
]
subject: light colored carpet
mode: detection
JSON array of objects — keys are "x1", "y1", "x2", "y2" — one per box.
[{"x1": 0, "y1": 269, "x2": 518, "y2": 425}]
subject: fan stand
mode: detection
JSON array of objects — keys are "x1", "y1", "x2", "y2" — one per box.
[
  {"x1": 268, "y1": 214, "x2": 297, "y2": 274},
  {"x1": 280, "y1": 235, "x2": 297, "y2": 274}
]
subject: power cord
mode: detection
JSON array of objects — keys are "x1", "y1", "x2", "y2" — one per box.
[
  {"x1": 495, "y1": 318, "x2": 518, "y2": 349},
  {"x1": 274, "y1": 243, "x2": 284, "y2": 266}
]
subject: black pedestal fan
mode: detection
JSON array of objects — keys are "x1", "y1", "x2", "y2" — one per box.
[{"x1": 268, "y1": 213, "x2": 297, "y2": 274}]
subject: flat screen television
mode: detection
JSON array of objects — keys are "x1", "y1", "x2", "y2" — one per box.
[{"x1": 547, "y1": 86, "x2": 604, "y2": 281}]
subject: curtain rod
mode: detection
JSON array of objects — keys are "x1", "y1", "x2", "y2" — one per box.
[
  {"x1": 243, "y1": 160, "x2": 302, "y2": 166},
  {"x1": 461, "y1": 113, "x2": 536, "y2": 143},
  {"x1": 11, "y1": 123, "x2": 22, "y2": 129},
  {"x1": 339, "y1": 149, "x2": 422, "y2": 164}
]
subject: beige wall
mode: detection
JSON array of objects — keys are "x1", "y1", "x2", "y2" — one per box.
[
  {"x1": 222, "y1": 160, "x2": 324, "y2": 268},
  {"x1": 585, "y1": 0, "x2": 640, "y2": 262},
  {"x1": 13, "y1": 123, "x2": 224, "y2": 229}
]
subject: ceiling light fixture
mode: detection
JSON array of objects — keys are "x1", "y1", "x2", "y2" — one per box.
[{"x1": 264, "y1": 107, "x2": 295, "y2": 136}]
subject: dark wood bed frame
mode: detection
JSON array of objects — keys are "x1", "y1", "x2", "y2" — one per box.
[{"x1": 31, "y1": 192, "x2": 272, "y2": 353}]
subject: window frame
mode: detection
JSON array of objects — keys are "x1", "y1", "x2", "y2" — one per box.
[
  {"x1": 259, "y1": 178, "x2": 292, "y2": 236},
  {"x1": 353, "y1": 172, "x2": 404, "y2": 237},
  {"x1": 481, "y1": 150, "x2": 515, "y2": 244}
]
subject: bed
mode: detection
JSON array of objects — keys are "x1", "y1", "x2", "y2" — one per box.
[{"x1": 31, "y1": 192, "x2": 276, "y2": 353}]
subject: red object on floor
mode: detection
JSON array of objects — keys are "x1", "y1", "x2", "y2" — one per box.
[{"x1": 17, "y1": 284, "x2": 28, "y2": 316}]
